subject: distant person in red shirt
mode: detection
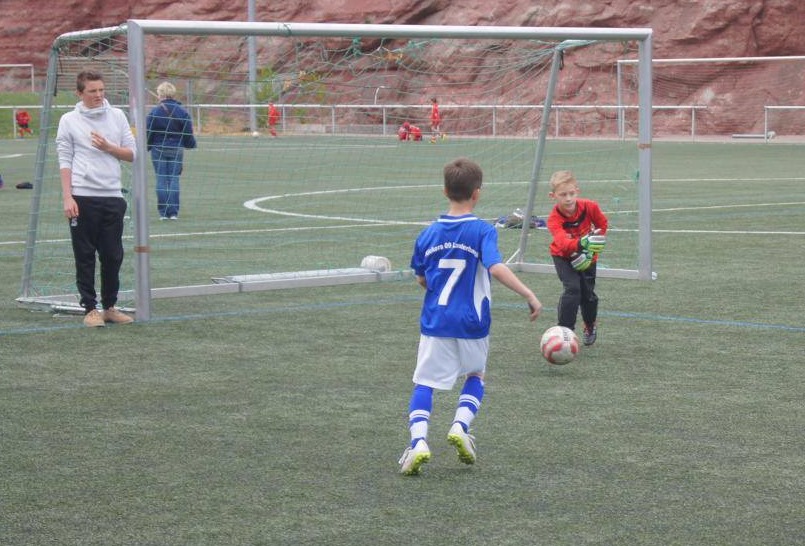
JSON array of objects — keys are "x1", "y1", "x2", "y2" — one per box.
[
  {"x1": 16, "y1": 110, "x2": 32, "y2": 138},
  {"x1": 546, "y1": 170, "x2": 608, "y2": 346},
  {"x1": 398, "y1": 122, "x2": 410, "y2": 141},
  {"x1": 398, "y1": 122, "x2": 423, "y2": 141},
  {"x1": 268, "y1": 103, "x2": 280, "y2": 137},
  {"x1": 429, "y1": 97, "x2": 443, "y2": 143}
]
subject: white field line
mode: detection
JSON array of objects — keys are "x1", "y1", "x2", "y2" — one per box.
[{"x1": 3, "y1": 189, "x2": 803, "y2": 247}]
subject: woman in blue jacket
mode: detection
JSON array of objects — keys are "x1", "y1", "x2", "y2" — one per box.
[{"x1": 146, "y1": 81, "x2": 197, "y2": 220}]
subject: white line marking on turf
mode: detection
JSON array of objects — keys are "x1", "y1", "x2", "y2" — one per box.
[
  {"x1": 651, "y1": 229, "x2": 805, "y2": 235},
  {"x1": 244, "y1": 186, "x2": 434, "y2": 226},
  {"x1": 205, "y1": 144, "x2": 398, "y2": 152},
  {"x1": 656, "y1": 177, "x2": 805, "y2": 183},
  {"x1": 244, "y1": 186, "x2": 805, "y2": 232},
  {"x1": 3, "y1": 191, "x2": 802, "y2": 248},
  {"x1": 0, "y1": 223, "x2": 401, "y2": 247},
  {"x1": 652, "y1": 201, "x2": 805, "y2": 213}
]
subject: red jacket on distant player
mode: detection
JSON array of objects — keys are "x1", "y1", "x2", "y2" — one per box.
[
  {"x1": 268, "y1": 104, "x2": 279, "y2": 125},
  {"x1": 398, "y1": 122, "x2": 423, "y2": 141},
  {"x1": 16, "y1": 110, "x2": 32, "y2": 137},
  {"x1": 267, "y1": 103, "x2": 280, "y2": 136},
  {"x1": 16, "y1": 110, "x2": 30, "y2": 126},
  {"x1": 430, "y1": 99, "x2": 441, "y2": 128},
  {"x1": 547, "y1": 198, "x2": 608, "y2": 260}
]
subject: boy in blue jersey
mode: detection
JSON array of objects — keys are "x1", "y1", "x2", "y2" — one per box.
[{"x1": 399, "y1": 158, "x2": 543, "y2": 475}]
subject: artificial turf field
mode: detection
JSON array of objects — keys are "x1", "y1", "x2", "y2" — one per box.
[{"x1": 1, "y1": 136, "x2": 804, "y2": 545}]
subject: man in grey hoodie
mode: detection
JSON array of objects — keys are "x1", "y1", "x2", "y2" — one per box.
[{"x1": 56, "y1": 70, "x2": 137, "y2": 327}]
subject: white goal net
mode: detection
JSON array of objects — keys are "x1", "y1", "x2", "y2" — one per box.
[{"x1": 20, "y1": 21, "x2": 653, "y2": 320}]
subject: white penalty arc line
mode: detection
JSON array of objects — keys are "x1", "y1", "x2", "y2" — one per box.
[
  {"x1": 244, "y1": 185, "x2": 435, "y2": 226},
  {"x1": 244, "y1": 186, "x2": 805, "y2": 232},
  {"x1": 205, "y1": 143, "x2": 399, "y2": 153}
]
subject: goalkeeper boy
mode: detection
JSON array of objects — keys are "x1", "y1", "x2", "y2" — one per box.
[{"x1": 546, "y1": 170, "x2": 608, "y2": 346}]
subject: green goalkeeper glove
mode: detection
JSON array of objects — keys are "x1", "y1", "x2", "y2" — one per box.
[
  {"x1": 570, "y1": 251, "x2": 593, "y2": 272},
  {"x1": 579, "y1": 231, "x2": 606, "y2": 254}
]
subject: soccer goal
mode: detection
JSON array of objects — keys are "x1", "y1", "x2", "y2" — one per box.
[{"x1": 19, "y1": 21, "x2": 653, "y2": 320}]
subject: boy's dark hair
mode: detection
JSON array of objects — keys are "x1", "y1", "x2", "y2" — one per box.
[
  {"x1": 443, "y1": 157, "x2": 483, "y2": 202},
  {"x1": 76, "y1": 70, "x2": 104, "y2": 92}
]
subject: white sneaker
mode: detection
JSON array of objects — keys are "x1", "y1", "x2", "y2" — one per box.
[
  {"x1": 447, "y1": 422, "x2": 476, "y2": 465},
  {"x1": 398, "y1": 440, "x2": 431, "y2": 475}
]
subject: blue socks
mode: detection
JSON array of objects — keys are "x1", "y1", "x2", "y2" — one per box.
[
  {"x1": 453, "y1": 375, "x2": 484, "y2": 432},
  {"x1": 408, "y1": 384, "x2": 433, "y2": 448},
  {"x1": 407, "y1": 377, "x2": 485, "y2": 447}
]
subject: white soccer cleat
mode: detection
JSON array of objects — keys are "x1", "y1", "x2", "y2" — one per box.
[
  {"x1": 447, "y1": 422, "x2": 476, "y2": 465},
  {"x1": 398, "y1": 440, "x2": 431, "y2": 475}
]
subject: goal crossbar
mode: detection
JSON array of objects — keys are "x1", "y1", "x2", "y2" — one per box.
[{"x1": 127, "y1": 20, "x2": 653, "y2": 41}]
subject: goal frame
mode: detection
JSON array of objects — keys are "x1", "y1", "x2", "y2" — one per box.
[{"x1": 22, "y1": 21, "x2": 654, "y2": 321}]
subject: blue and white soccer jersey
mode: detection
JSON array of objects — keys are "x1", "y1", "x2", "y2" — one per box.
[{"x1": 410, "y1": 214, "x2": 502, "y2": 389}]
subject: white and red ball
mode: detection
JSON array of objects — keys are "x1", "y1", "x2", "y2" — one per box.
[{"x1": 540, "y1": 326, "x2": 579, "y2": 365}]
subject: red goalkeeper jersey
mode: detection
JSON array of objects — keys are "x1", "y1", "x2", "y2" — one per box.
[{"x1": 547, "y1": 198, "x2": 608, "y2": 259}]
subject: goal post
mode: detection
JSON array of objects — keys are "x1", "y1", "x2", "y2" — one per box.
[{"x1": 19, "y1": 21, "x2": 654, "y2": 321}]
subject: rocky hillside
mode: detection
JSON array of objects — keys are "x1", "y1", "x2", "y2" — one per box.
[
  {"x1": 2, "y1": 0, "x2": 804, "y2": 136},
  {"x1": 3, "y1": 0, "x2": 804, "y2": 70}
]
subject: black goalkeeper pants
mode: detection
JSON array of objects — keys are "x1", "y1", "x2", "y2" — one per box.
[
  {"x1": 70, "y1": 196, "x2": 127, "y2": 312},
  {"x1": 552, "y1": 256, "x2": 598, "y2": 331}
]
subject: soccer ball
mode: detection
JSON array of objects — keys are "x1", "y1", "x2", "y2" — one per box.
[
  {"x1": 540, "y1": 326, "x2": 579, "y2": 365},
  {"x1": 251, "y1": 131, "x2": 260, "y2": 138},
  {"x1": 360, "y1": 255, "x2": 391, "y2": 272}
]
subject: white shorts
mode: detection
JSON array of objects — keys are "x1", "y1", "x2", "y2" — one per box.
[{"x1": 412, "y1": 335, "x2": 489, "y2": 390}]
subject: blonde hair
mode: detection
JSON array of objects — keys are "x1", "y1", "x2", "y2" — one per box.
[
  {"x1": 156, "y1": 81, "x2": 176, "y2": 100},
  {"x1": 549, "y1": 170, "x2": 578, "y2": 191}
]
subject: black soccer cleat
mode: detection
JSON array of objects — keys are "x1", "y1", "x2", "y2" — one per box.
[{"x1": 582, "y1": 322, "x2": 597, "y2": 346}]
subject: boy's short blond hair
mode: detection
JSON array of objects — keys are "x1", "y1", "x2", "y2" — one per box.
[
  {"x1": 549, "y1": 170, "x2": 578, "y2": 191},
  {"x1": 156, "y1": 81, "x2": 176, "y2": 100}
]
